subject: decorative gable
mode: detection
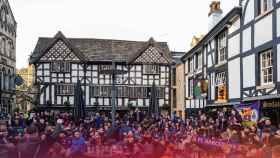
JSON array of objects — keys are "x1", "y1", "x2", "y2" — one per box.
[
  {"x1": 40, "y1": 40, "x2": 80, "y2": 62},
  {"x1": 134, "y1": 46, "x2": 169, "y2": 64}
]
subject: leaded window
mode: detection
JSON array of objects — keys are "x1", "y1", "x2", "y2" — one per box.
[
  {"x1": 143, "y1": 65, "x2": 160, "y2": 74},
  {"x1": 188, "y1": 79, "x2": 193, "y2": 97},
  {"x1": 51, "y1": 62, "x2": 70, "y2": 73},
  {"x1": 56, "y1": 84, "x2": 74, "y2": 95},
  {"x1": 217, "y1": 32, "x2": 227, "y2": 64},
  {"x1": 260, "y1": 49, "x2": 273, "y2": 85}
]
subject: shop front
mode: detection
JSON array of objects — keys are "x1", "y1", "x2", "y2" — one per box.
[{"x1": 261, "y1": 99, "x2": 280, "y2": 126}]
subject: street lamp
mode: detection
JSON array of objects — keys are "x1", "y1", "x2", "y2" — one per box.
[{"x1": 99, "y1": 61, "x2": 127, "y2": 127}]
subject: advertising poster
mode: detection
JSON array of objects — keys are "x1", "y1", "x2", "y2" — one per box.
[{"x1": 234, "y1": 102, "x2": 260, "y2": 126}]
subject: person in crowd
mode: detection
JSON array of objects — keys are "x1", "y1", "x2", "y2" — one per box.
[{"x1": 0, "y1": 107, "x2": 279, "y2": 158}]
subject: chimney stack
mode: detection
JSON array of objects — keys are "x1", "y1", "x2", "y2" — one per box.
[
  {"x1": 190, "y1": 35, "x2": 204, "y2": 48},
  {"x1": 208, "y1": 1, "x2": 223, "y2": 30}
]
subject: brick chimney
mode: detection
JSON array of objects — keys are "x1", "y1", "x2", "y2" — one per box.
[{"x1": 208, "y1": 1, "x2": 223, "y2": 30}]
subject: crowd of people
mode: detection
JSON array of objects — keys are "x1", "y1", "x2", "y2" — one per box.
[{"x1": 0, "y1": 108, "x2": 280, "y2": 158}]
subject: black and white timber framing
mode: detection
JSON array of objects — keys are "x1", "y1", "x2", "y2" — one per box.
[
  {"x1": 0, "y1": 0, "x2": 17, "y2": 115},
  {"x1": 182, "y1": 0, "x2": 280, "y2": 117},
  {"x1": 29, "y1": 32, "x2": 172, "y2": 112}
]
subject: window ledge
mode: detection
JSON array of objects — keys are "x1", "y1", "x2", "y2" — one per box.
[
  {"x1": 186, "y1": 97, "x2": 193, "y2": 100},
  {"x1": 215, "y1": 61, "x2": 227, "y2": 68},
  {"x1": 256, "y1": 84, "x2": 275, "y2": 90}
]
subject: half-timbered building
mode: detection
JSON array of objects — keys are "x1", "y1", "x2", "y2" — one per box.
[
  {"x1": 240, "y1": 0, "x2": 280, "y2": 124},
  {"x1": 0, "y1": 0, "x2": 16, "y2": 115},
  {"x1": 29, "y1": 32, "x2": 172, "y2": 113},
  {"x1": 181, "y1": 0, "x2": 280, "y2": 124},
  {"x1": 182, "y1": 1, "x2": 242, "y2": 116}
]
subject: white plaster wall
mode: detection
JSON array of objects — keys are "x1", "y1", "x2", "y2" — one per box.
[
  {"x1": 243, "y1": 26, "x2": 252, "y2": 52},
  {"x1": 51, "y1": 85, "x2": 55, "y2": 104},
  {"x1": 244, "y1": 0, "x2": 255, "y2": 25},
  {"x1": 228, "y1": 58, "x2": 241, "y2": 99},
  {"x1": 204, "y1": 49, "x2": 207, "y2": 65},
  {"x1": 255, "y1": 14, "x2": 273, "y2": 47},
  {"x1": 211, "y1": 73, "x2": 215, "y2": 100},
  {"x1": 277, "y1": 8, "x2": 280, "y2": 37},
  {"x1": 186, "y1": 101, "x2": 190, "y2": 109},
  {"x1": 243, "y1": 54, "x2": 255, "y2": 88},
  {"x1": 184, "y1": 62, "x2": 188, "y2": 74},
  {"x1": 278, "y1": 44, "x2": 280, "y2": 82},
  {"x1": 228, "y1": 34, "x2": 240, "y2": 58},
  {"x1": 86, "y1": 86, "x2": 89, "y2": 105},
  {"x1": 46, "y1": 86, "x2": 49, "y2": 102},
  {"x1": 208, "y1": 54, "x2": 213, "y2": 67}
]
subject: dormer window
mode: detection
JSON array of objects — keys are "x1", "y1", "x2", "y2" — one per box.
[{"x1": 51, "y1": 61, "x2": 70, "y2": 73}]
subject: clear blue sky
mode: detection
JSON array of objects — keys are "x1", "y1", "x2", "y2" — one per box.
[{"x1": 9, "y1": 0, "x2": 239, "y2": 68}]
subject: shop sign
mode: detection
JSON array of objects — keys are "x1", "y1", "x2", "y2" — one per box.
[{"x1": 262, "y1": 100, "x2": 280, "y2": 108}]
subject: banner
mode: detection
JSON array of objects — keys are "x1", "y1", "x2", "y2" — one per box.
[
  {"x1": 235, "y1": 102, "x2": 260, "y2": 126},
  {"x1": 196, "y1": 137, "x2": 239, "y2": 151}
]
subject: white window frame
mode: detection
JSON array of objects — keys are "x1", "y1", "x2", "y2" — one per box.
[
  {"x1": 217, "y1": 32, "x2": 227, "y2": 64},
  {"x1": 189, "y1": 79, "x2": 193, "y2": 97},
  {"x1": 260, "y1": 49, "x2": 273, "y2": 85},
  {"x1": 56, "y1": 84, "x2": 74, "y2": 95}
]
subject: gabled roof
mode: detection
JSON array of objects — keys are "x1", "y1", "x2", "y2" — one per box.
[
  {"x1": 30, "y1": 31, "x2": 86, "y2": 63},
  {"x1": 128, "y1": 37, "x2": 171, "y2": 64},
  {"x1": 181, "y1": 7, "x2": 242, "y2": 61},
  {"x1": 30, "y1": 32, "x2": 171, "y2": 64}
]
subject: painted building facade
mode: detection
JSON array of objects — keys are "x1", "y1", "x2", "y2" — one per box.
[
  {"x1": 29, "y1": 32, "x2": 172, "y2": 112},
  {"x1": 16, "y1": 65, "x2": 33, "y2": 90},
  {"x1": 0, "y1": 0, "x2": 16, "y2": 115},
  {"x1": 182, "y1": 0, "x2": 280, "y2": 123}
]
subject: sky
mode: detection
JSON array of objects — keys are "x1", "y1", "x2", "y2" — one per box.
[{"x1": 9, "y1": 0, "x2": 239, "y2": 68}]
